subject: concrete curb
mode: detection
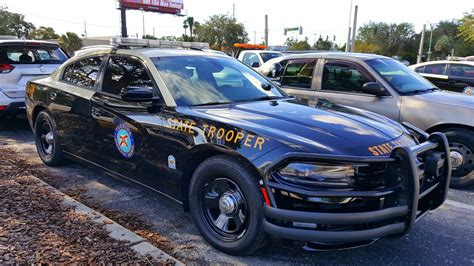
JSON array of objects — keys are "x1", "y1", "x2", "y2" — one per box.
[{"x1": 28, "y1": 175, "x2": 183, "y2": 265}]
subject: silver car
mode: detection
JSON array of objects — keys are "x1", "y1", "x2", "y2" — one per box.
[
  {"x1": 0, "y1": 39, "x2": 68, "y2": 117},
  {"x1": 258, "y1": 53, "x2": 474, "y2": 188}
]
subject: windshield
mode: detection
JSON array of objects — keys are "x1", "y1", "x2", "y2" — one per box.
[
  {"x1": 1, "y1": 45, "x2": 68, "y2": 64},
  {"x1": 152, "y1": 56, "x2": 285, "y2": 106},
  {"x1": 260, "y1": 52, "x2": 282, "y2": 63},
  {"x1": 366, "y1": 58, "x2": 436, "y2": 94}
]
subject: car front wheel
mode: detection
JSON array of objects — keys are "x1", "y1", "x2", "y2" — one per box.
[
  {"x1": 442, "y1": 128, "x2": 474, "y2": 188},
  {"x1": 34, "y1": 110, "x2": 66, "y2": 166},
  {"x1": 188, "y1": 155, "x2": 268, "y2": 255}
]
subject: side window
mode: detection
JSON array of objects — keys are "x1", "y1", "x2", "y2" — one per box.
[
  {"x1": 450, "y1": 64, "x2": 474, "y2": 78},
  {"x1": 243, "y1": 53, "x2": 260, "y2": 66},
  {"x1": 102, "y1": 56, "x2": 154, "y2": 96},
  {"x1": 423, "y1": 64, "x2": 446, "y2": 75},
  {"x1": 62, "y1": 56, "x2": 103, "y2": 89},
  {"x1": 281, "y1": 59, "x2": 316, "y2": 89},
  {"x1": 414, "y1": 66, "x2": 424, "y2": 73},
  {"x1": 321, "y1": 62, "x2": 373, "y2": 94}
]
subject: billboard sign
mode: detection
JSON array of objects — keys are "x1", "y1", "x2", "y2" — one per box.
[{"x1": 119, "y1": 0, "x2": 184, "y2": 15}]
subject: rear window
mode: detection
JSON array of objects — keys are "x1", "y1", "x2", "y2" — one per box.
[{"x1": 0, "y1": 45, "x2": 68, "y2": 65}]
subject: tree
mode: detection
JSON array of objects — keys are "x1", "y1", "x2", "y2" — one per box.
[
  {"x1": 183, "y1": 17, "x2": 196, "y2": 39},
  {"x1": 458, "y1": 11, "x2": 474, "y2": 43},
  {"x1": 0, "y1": 9, "x2": 35, "y2": 37},
  {"x1": 285, "y1": 37, "x2": 311, "y2": 50},
  {"x1": 313, "y1": 35, "x2": 336, "y2": 50},
  {"x1": 142, "y1": 34, "x2": 157, "y2": 40},
  {"x1": 434, "y1": 35, "x2": 454, "y2": 56},
  {"x1": 28, "y1": 26, "x2": 59, "y2": 40},
  {"x1": 59, "y1": 32, "x2": 83, "y2": 55},
  {"x1": 194, "y1": 14, "x2": 248, "y2": 53}
]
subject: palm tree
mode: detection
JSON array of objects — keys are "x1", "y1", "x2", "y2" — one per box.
[
  {"x1": 183, "y1": 20, "x2": 188, "y2": 36},
  {"x1": 183, "y1": 17, "x2": 195, "y2": 38}
]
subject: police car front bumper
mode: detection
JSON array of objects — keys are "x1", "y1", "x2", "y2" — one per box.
[{"x1": 262, "y1": 133, "x2": 451, "y2": 244}]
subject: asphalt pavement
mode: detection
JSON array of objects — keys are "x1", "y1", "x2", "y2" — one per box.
[{"x1": 1, "y1": 116, "x2": 473, "y2": 265}]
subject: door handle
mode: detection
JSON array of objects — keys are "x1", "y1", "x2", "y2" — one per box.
[{"x1": 50, "y1": 92, "x2": 57, "y2": 100}]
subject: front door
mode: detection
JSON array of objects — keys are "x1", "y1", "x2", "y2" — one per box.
[
  {"x1": 89, "y1": 55, "x2": 162, "y2": 189},
  {"x1": 314, "y1": 59, "x2": 400, "y2": 121}
]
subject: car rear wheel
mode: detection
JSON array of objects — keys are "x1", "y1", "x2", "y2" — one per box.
[
  {"x1": 34, "y1": 111, "x2": 66, "y2": 166},
  {"x1": 441, "y1": 128, "x2": 474, "y2": 189},
  {"x1": 188, "y1": 155, "x2": 268, "y2": 255}
]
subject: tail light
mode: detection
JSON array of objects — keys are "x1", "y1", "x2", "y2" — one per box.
[
  {"x1": 0, "y1": 106, "x2": 7, "y2": 111},
  {"x1": 0, "y1": 64, "x2": 14, "y2": 74}
]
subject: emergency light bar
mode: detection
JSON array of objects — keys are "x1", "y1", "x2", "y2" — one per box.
[{"x1": 110, "y1": 37, "x2": 210, "y2": 50}]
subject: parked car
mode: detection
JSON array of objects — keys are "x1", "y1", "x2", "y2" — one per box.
[
  {"x1": 409, "y1": 61, "x2": 474, "y2": 95},
  {"x1": 258, "y1": 53, "x2": 474, "y2": 188},
  {"x1": 237, "y1": 50, "x2": 283, "y2": 68},
  {"x1": 0, "y1": 39, "x2": 68, "y2": 117},
  {"x1": 25, "y1": 38, "x2": 450, "y2": 255}
]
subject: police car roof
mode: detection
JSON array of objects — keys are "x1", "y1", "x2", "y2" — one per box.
[{"x1": 130, "y1": 48, "x2": 229, "y2": 58}]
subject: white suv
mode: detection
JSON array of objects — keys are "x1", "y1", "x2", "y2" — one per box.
[
  {"x1": 0, "y1": 39, "x2": 68, "y2": 117},
  {"x1": 237, "y1": 50, "x2": 282, "y2": 68}
]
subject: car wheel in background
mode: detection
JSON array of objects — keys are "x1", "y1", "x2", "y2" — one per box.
[
  {"x1": 188, "y1": 155, "x2": 268, "y2": 255},
  {"x1": 441, "y1": 128, "x2": 474, "y2": 188},
  {"x1": 34, "y1": 111, "x2": 66, "y2": 166}
]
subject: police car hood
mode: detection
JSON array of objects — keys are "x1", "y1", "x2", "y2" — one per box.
[{"x1": 190, "y1": 99, "x2": 407, "y2": 155}]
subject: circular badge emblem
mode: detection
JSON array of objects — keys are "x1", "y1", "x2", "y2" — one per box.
[{"x1": 114, "y1": 123, "x2": 135, "y2": 158}]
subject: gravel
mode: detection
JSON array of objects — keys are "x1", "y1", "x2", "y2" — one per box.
[{"x1": 0, "y1": 147, "x2": 164, "y2": 264}]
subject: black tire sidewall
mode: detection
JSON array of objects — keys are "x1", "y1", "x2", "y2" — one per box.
[
  {"x1": 189, "y1": 155, "x2": 267, "y2": 255},
  {"x1": 34, "y1": 111, "x2": 64, "y2": 166},
  {"x1": 440, "y1": 128, "x2": 474, "y2": 188}
]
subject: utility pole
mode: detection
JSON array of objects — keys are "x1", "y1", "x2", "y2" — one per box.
[
  {"x1": 427, "y1": 24, "x2": 434, "y2": 61},
  {"x1": 417, "y1": 24, "x2": 426, "y2": 64},
  {"x1": 345, "y1": 0, "x2": 353, "y2": 52},
  {"x1": 254, "y1": 31, "x2": 257, "y2": 44},
  {"x1": 153, "y1": 27, "x2": 155, "y2": 37},
  {"x1": 83, "y1": 21, "x2": 87, "y2": 39},
  {"x1": 142, "y1": 11, "x2": 145, "y2": 38},
  {"x1": 232, "y1": 3, "x2": 235, "y2": 19},
  {"x1": 120, "y1": 8, "x2": 128, "y2": 37},
  {"x1": 350, "y1": 5, "x2": 358, "y2": 52},
  {"x1": 264, "y1": 15, "x2": 269, "y2": 47}
]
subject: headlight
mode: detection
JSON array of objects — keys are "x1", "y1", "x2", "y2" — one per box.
[{"x1": 276, "y1": 163, "x2": 358, "y2": 188}]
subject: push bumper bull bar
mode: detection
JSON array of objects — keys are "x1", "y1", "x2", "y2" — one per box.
[{"x1": 262, "y1": 133, "x2": 451, "y2": 243}]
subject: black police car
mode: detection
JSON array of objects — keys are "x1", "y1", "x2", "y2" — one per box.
[{"x1": 25, "y1": 38, "x2": 451, "y2": 255}]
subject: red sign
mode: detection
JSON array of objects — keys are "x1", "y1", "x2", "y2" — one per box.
[{"x1": 119, "y1": 0, "x2": 184, "y2": 15}]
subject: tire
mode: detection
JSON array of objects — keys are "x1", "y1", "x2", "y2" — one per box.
[
  {"x1": 440, "y1": 128, "x2": 474, "y2": 189},
  {"x1": 34, "y1": 110, "x2": 66, "y2": 166},
  {"x1": 188, "y1": 155, "x2": 268, "y2": 255}
]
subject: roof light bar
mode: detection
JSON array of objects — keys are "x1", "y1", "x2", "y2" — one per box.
[{"x1": 110, "y1": 37, "x2": 210, "y2": 50}]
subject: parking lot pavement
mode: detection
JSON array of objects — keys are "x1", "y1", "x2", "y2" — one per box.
[{"x1": 1, "y1": 116, "x2": 474, "y2": 264}]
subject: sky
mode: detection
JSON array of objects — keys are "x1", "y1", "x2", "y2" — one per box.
[{"x1": 1, "y1": 0, "x2": 473, "y2": 46}]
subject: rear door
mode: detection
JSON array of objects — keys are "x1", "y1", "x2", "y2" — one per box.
[
  {"x1": 279, "y1": 58, "x2": 318, "y2": 105},
  {"x1": 50, "y1": 55, "x2": 104, "y2": 159},
  {"x1": 448, "y1": 63, "x2": 474, "y2": 93},
  {"x1": 417, "y1": 63, "x2": 451, "y2": 90},
  {"x1": 0, "y1": 43, "x2": 68, "y2": 99},
  {"x1": 314, "y1": 59, "x2": 400, "y2": 121}
]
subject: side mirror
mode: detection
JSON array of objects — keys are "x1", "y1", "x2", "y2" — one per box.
[
  {"x1": 121, "y1": 86, "x2": 154, "y2": 102},
  {"x1": 251, "y1": 62, "x2": 261, "y2": 68},
  {"x1": 361, "y1": 82, "x2": 389, "y2": 97}
]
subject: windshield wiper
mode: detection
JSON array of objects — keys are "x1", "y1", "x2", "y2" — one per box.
[
  {"x1": 191, "y1": 101, "x2": 231, "y2": 107},
  {"x1": 404, "y1": 88, "x2": 438, "y2": 95}
]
